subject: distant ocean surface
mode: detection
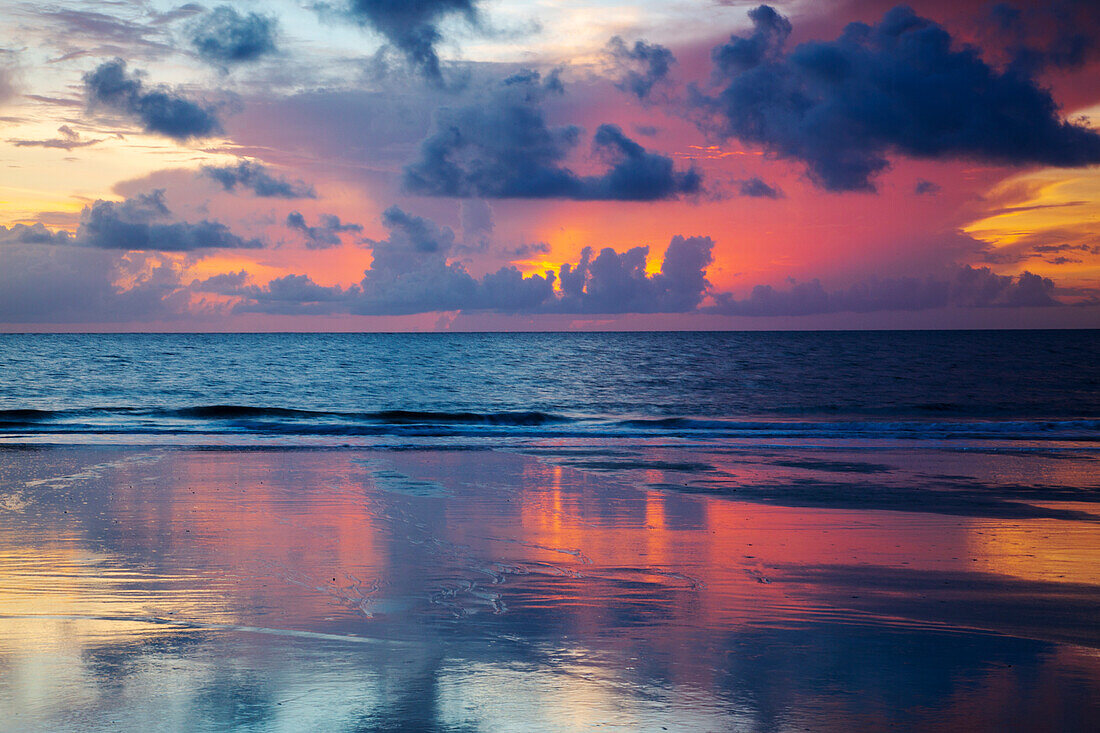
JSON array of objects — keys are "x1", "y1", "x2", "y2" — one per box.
[{"x1": 1, "y1": 331, "x2": 1098, "y2": 443}]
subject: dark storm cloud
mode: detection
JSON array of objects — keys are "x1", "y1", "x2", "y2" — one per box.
[
  {"x1": 606, "y1": 36, "x2": 676, "y2": 101},
  {"x1": 3, "y1": 191, "x2": 262, "y2": 252},
  {"x1": 285, "y1": 211, "x2": 363, "y2": 249},
  {"x1": 83, "y1": 59, "x2": 222, "y2": 140},
  {"x1": 188, "y1": 5, "x2": 278, "y2": 66},
  {"x1": 202, "y1": 160, "x2": 316, "y2": 199},
  {"x1": 330, "y1": 0, "x2": 480, "y2": 83},
  {"x1": 692, "y1": 5, "x2": 1100, "y2": 192},
  {"x1": 738, "y1": 176, "x2": 783, "y2": 198},
  {"x1": 708, "y1": 266, "x2": 1059, "y2": 316},
  {"x1": 403, "y1": 72, "x2": 701, "y2": 200},
  {"x1": 9, "y1": 125, "x2": 102, "y2": 150}
]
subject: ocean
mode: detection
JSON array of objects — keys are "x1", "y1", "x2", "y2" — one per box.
[{"x1": 2, "y1": 330, "x2": 1098, "y2": 443}]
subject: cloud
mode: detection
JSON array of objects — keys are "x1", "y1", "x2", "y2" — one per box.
[
  {"x1": 606, "y1": 36, "x2": 676, "y2": 101},
  {"x1": 202, "y1": 160, "x2": 316, "y2": 198},
  {"x1": 349, "y1": 205, "x2": 488, "y2": 313},
  {"x1": 285, "y1": 211, "x2": 363, "y2": 249},
  {"x1": 500, "y1": 241, "x2": 550, "y2": 258},
  {"x1": 9, "y1": 125, "x2": 102, "y2": 150},
  {"x1": 692, "y1": 5, "x2": 1100, "y2": 192},
  {"x1": 330, "y1": 0, "x2": 480, "y2": 83},
  {"x1": 190, "y1": 270, "x2": 250, "y2": 295},
  {"x1": 708, "y1": 266, "x2": 1059, "y2": 316},
  {"x1": 979, "y1": 226, "x2": 1100, "y2": 265},
  {"x1": 226, "y1": 208, "x2": 712, "y2": 315},
  {"x1": 0, "y1": 62, "x2": 16, "y2": 105},
  {"x1": 80, "y1": 192, "x2": 262, "y2": 251},
  {"x1": 0, "y1": 241, "x2": 189, "y2": 324},
  {"x1": 915, "y1": 179, "x2": 941, "y2": 196},
  {"x1": 83, "y1": 59, "x2": 222, "y2": 140},
  {"x1": 988, "y1": 1, "x2": 1100, "y2": 74},
  {"x1": 152, "y1": 3, "x2": 206, "y2": 26},
  {"x1": 558, "y1": 236, "x2": 714, "y2": 313},
  {"x1": 0, "y1": 222, "x2": 75, "y2": 246},
  {"x1": 36, "y1": 8, "x2": 168, "y2": 53},
  {"x1": 738, "y1": 176, "x2": 783, "y2": 198},
  {"x1": 3, "y1": 191, "x2": 262, "y2": 252},
  {"x1": 403, "y1": 71, "x2": 701, "y2": 200},
  {"x1": 188, "y1": 5, "x2": 278, "y2": 66}
]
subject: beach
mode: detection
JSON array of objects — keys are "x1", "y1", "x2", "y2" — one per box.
[{"x1": 2, "y1": 440, "x2": 1098, "y2": 731}]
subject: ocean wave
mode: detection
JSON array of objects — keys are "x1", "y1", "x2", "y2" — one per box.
[{"x1": 1, "y1": 405, "x2": 1099, "y2": 442}]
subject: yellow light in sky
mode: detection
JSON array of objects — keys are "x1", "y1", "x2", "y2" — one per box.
[
  {"x1": 0, "y1": 116, "x2": 238, "y2": 226},
  {"x1": 962, "y1": 105, "x2": 1100, "y2": 289}
]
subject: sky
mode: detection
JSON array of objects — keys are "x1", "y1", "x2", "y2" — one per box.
[{"x1": 0, "y1": 0, "x2": 1098, "y2": 331}]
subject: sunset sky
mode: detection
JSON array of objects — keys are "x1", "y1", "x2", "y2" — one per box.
[{"x1": 1, "y1": 0, "x2": 1098, "y2": 330}]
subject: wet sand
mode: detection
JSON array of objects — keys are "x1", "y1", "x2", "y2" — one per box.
[{"x1": 1, "y1": 444, "x2": 1098, "y2": 732}]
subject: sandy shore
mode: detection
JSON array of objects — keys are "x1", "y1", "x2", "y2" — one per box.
[{"x1": 1, "y1": 444, "x2": 1098, "y2": 731}]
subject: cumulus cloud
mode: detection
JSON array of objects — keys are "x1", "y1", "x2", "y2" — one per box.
[
  {"x1": 350, "y1": 206, "x2": 489, "y2": 313},
  {"x1": 558, "y1": 236, "x2": 714, "y2": 313},
  {"x1": 188, "y1": 5, "x2": 277, "y2": 67},
  {"x1": 9, "y1": 125, "x2": 102, "y2": 150},
  {"x1": 738, "y1": 176, "x2": 783, "y2": 198},
  {"x1": 692, "y1": 5, "x2": 1100, "y2": 192},
  {"x1": 230, "y1": 207, "x2": 476, "y2": 314},
  {"x1": 81, "y1": 193, "x2": 261, "y2": 251},
  {"x1": 1, "y1": 191, "x2": 262, "y2": 252},
  {"x1": 285, "y1": 211, "x2": 363, "y2": 249},
  {"x1": 202, "y1": 160, "x2": 316, "y2": 198},
  {"x1": 330, "y1": 0, "x2": 480, "y2": 83},
  {"x1": 190, "y1": 270, "x2": 250, "y2": 295},
  {"x1": 708, "y1": 266, "x2": 1059, "y2": 316},
  {"x1": 83, "y1": 59, "x2": 222, "y2": 140},
  {"x1": 403, "y1": 71, "x2": 701, "y2": 200},
  {"x1": 222, "y1": 207, "x2": 713, "y2": 315},
  {"x1": 0, "y1": 222, "x2": 75, "y2": 246},
  {"x1": 606, "y1": 36, "x2": 676, "y2": 101}
]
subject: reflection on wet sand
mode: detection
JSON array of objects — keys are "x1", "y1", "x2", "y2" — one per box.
[{"x1": 1, "y1": 445, "x2": 1098, "y2": 731}]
